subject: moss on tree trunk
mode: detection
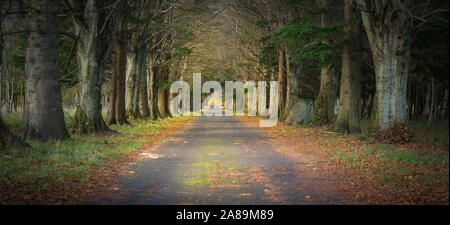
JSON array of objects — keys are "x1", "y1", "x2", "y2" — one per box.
[{"x1": 71, "y1": 107, "x2": 108, "y2": 134}]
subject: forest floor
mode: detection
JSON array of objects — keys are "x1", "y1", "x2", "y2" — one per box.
[
  {"x1": 0, "y1": 115, "x2": 192, "y2": 204},
  {"x1": 239, "y1": 116, "x2": 449, "y2": 204},
  {"x1": 0, "y1": 114, "x2": 448, "y2": 204}
]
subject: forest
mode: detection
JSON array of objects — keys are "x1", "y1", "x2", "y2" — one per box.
[{"x1": 0, "y1": 0, "x2": 448, "y2": 205}]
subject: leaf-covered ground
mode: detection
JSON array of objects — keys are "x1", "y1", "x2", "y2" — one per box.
[
  {"x1": 238, "y1": 116, "x2": 449, "y2": 205},
  {"x1": 0, "y1": 116, "x2": 193, "y2": 204}
]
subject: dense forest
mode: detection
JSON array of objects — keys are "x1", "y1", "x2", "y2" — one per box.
[{"x1": 0, "y1": 0, "x2": 448, "y2": 205}]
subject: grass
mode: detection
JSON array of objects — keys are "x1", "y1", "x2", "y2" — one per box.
[
  {"x1": 359, "y1": 118, "x2": 449, "y2": 146},
  {"x1": 0, "y1": 112, "x2": 191, "y2": 192},
  {"x1": 239, "y1": 116, "x2": 449, "y2": 203},
  {"x1": 407, "y1": 119, "x2": 449, "y2": 145},
  {"x1": 331, "y1": 142, "x2": 449, "y2": 192}
]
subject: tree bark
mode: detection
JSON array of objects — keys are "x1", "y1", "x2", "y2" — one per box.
[
  {"x1": 283, "y1": 50, "x2": 298, "y2": 120},
  {"x1": 358, "y1": 0, "x2": 414, "y2": 130},
  {"x1": 20, "y1": 0, "x2": 69, "y2": 141},
  {"x1": 125, "y1": 49, "x2": 138, "y2": 118},
  {"x1": 106, "y1": 19, "x2": 128, "y2": 125},
  {"x1": 147, "y1": 55, "x2": 155, "y2": 119},
  {"x1": 278, "y1": 47, "x2": 286, "y2": 118},
  {"x1": 312, "y1": 6, "x2": 336, "y2": 124},
  {"x1": 151, "y1": 65, "x2": 162, "y2": 119},
  {"x1": 429, "y1": 77, "x2": 436, "y2": 123},
  {"x1": 70, "y1": 0, "x2": 117, "y2": 133},
  {"x1": 137, "y1": 48, "x2": 150, "y2": 117},
  {"x1": 157, "y1": 60, "x2": 170, "y2": 118},
  {"x1": 335, "y1": 0, "x2": 362, "y2": 134}
]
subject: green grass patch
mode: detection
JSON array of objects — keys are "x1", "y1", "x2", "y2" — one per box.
[
  {"x1": 361, "y1": 144, "x2": 448, "y2": 165},
  {"x1": 0, "y1": 114, "x2": 191, "y2": 192}
]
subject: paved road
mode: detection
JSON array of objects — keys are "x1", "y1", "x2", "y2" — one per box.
[{"x1": 89, "y1": 116, "x2": 350, "y2": 205}]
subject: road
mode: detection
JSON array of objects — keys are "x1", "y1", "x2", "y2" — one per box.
[{"x1": 88, "y1": 116, "x2": 352, "y2": 204}]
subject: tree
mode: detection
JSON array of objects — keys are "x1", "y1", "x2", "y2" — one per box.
[
  {"x1": 66, "y1": 0, "x2": 121, "y2": 133},
  {"x1": 353, "y1": 0, "x2": 448, "y2": 131},
  {"x1": 312, "y1": 0, "x2": 338, "y2": 125},
  {"x1": 106, "y1": 17, "x2": 128, "y2": 125},
  {"x1": 334, "y1": 0, "x2": 362, "y2": 134},
  {"x1": 20, "y1": 0, "x2": 69, "y2": 141},
  {"x1": 0, "y1": 0, "x2": 27, "y2": 150}
]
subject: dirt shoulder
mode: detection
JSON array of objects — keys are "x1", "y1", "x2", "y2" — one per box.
[{"x1": 238, "y1": 116, "x2": 449, "y2": 205}]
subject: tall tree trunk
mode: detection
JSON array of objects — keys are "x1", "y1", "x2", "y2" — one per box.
[
  {"x1": 132, "y1": 49, "x2": 141, "y2": 118},
  {"x1": 312, "y1": 7, "x2": 335, "y2": 124},
  {"x1": 413, "y1": 84, "x2": 419, "y2": 119},
  {"x1": 106, "y1": 19, "x2": 128, "y2": 125},
  {"x1": 157, "y1": 56, "x2": 170, "y2": 118},
  {"x1": 429, "y1": 77, "x2": 436, "y2": 123},
  {"x1": 314, "y1": 65, "x2": 335, "y2": 124},
  {"x1": 278, "y1": 47, "x2": 286, "y2": 118},
  {"x1": 125, "y1": 49, "x2": 138, "y2": 118},
  {"x1": 423, "y1": 81, "x2": 431, "y2": 118},
  {"x1": 147, "y1": 55, "x2": 155, "y2": 119},
  {"x1": 151, "y1": 65, "x2": 162, "y2": 119},
  {"x1": 335, "y1": 0, "x2": 362, "y2": 134},
  {"x1": 20, "y1": 0, "x2": 69, "y2": 141},
  {"x1": 283, "y1": 50, "x2": 297, "y2": 119},
  {"x1": 359, "y1": 1, "x2": 413, "y2": 130},
  {"x1": 70, "y1": 0, "x2": 116, "y2": 133},
  {"x1": 137, "y1": 47, "x2": 150, "y2": 117}
]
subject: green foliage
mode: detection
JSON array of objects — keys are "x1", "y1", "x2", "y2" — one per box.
[
  {"x1": 273, "y1": 20, "x2": 344, "y2": 67},
  {"x1": 258, "y1": 40, "x2": 277, "y2": 69},
  {"x1": 9, "y1": 55, "x2": 24, "y2": 68},
  {"x1": 159, "y1": 80, "x2": 173, "y2": 91}
]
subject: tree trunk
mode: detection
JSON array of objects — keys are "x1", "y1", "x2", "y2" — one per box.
[
  {"x1": 334, "y1": 0, "x2": 362, "y2": 134},
  {"x1": 158, "y1": 64, "x2": 170, "y2": 118},
  {"x1": 147, "y1": 55, "x2": 155, "y2": 119},
  {"x1": 360, "y1": 3, "x2": 413, "y2": 130},
  {"x1": 70, "y1": 0, "x2": 116, "y2": 133},
  {"x1": 423, "y1": 81, "x2": 431, "y2": 119},
  {"x1": 20, "y1": 0, "x2": 69, "y2": 141},
  {"x1": 132, "y1": 50, "x2": 141, "y2": 118},
  {"x1": 151, "y1": 65, "x2": 162, "y2": 119},
  {"x1": 125, "y1": 48, "x2": 141, "y2": 118},
  {"x1": 312, "y1": 9, "x2": 335, "y2": 124},
  {"x1": 283, "y1": 50, "x2": 297, "y2": 119},
  {"x1": 278, "y1": 47, "x2": 286, "y2": 118},
  {"x1": 137, "y1": 48, "x2": 150, "y2": 117},
  {"x1": 313, "y1": 65, "x2": 335, "y2": 124},
  {"x1": 106, "y1": 19, "x2": 128, "y2": 125},
  {"x1": 414, "y1": 84, "x2": 420, "y2": 119},
  {"x1": 429, "y1": 77, "x2": 436, "y2": 123}
]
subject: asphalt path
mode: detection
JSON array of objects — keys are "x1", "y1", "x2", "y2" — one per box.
[{"x1": 88, "y1": 116, "x2": 350, "y2": 204}]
